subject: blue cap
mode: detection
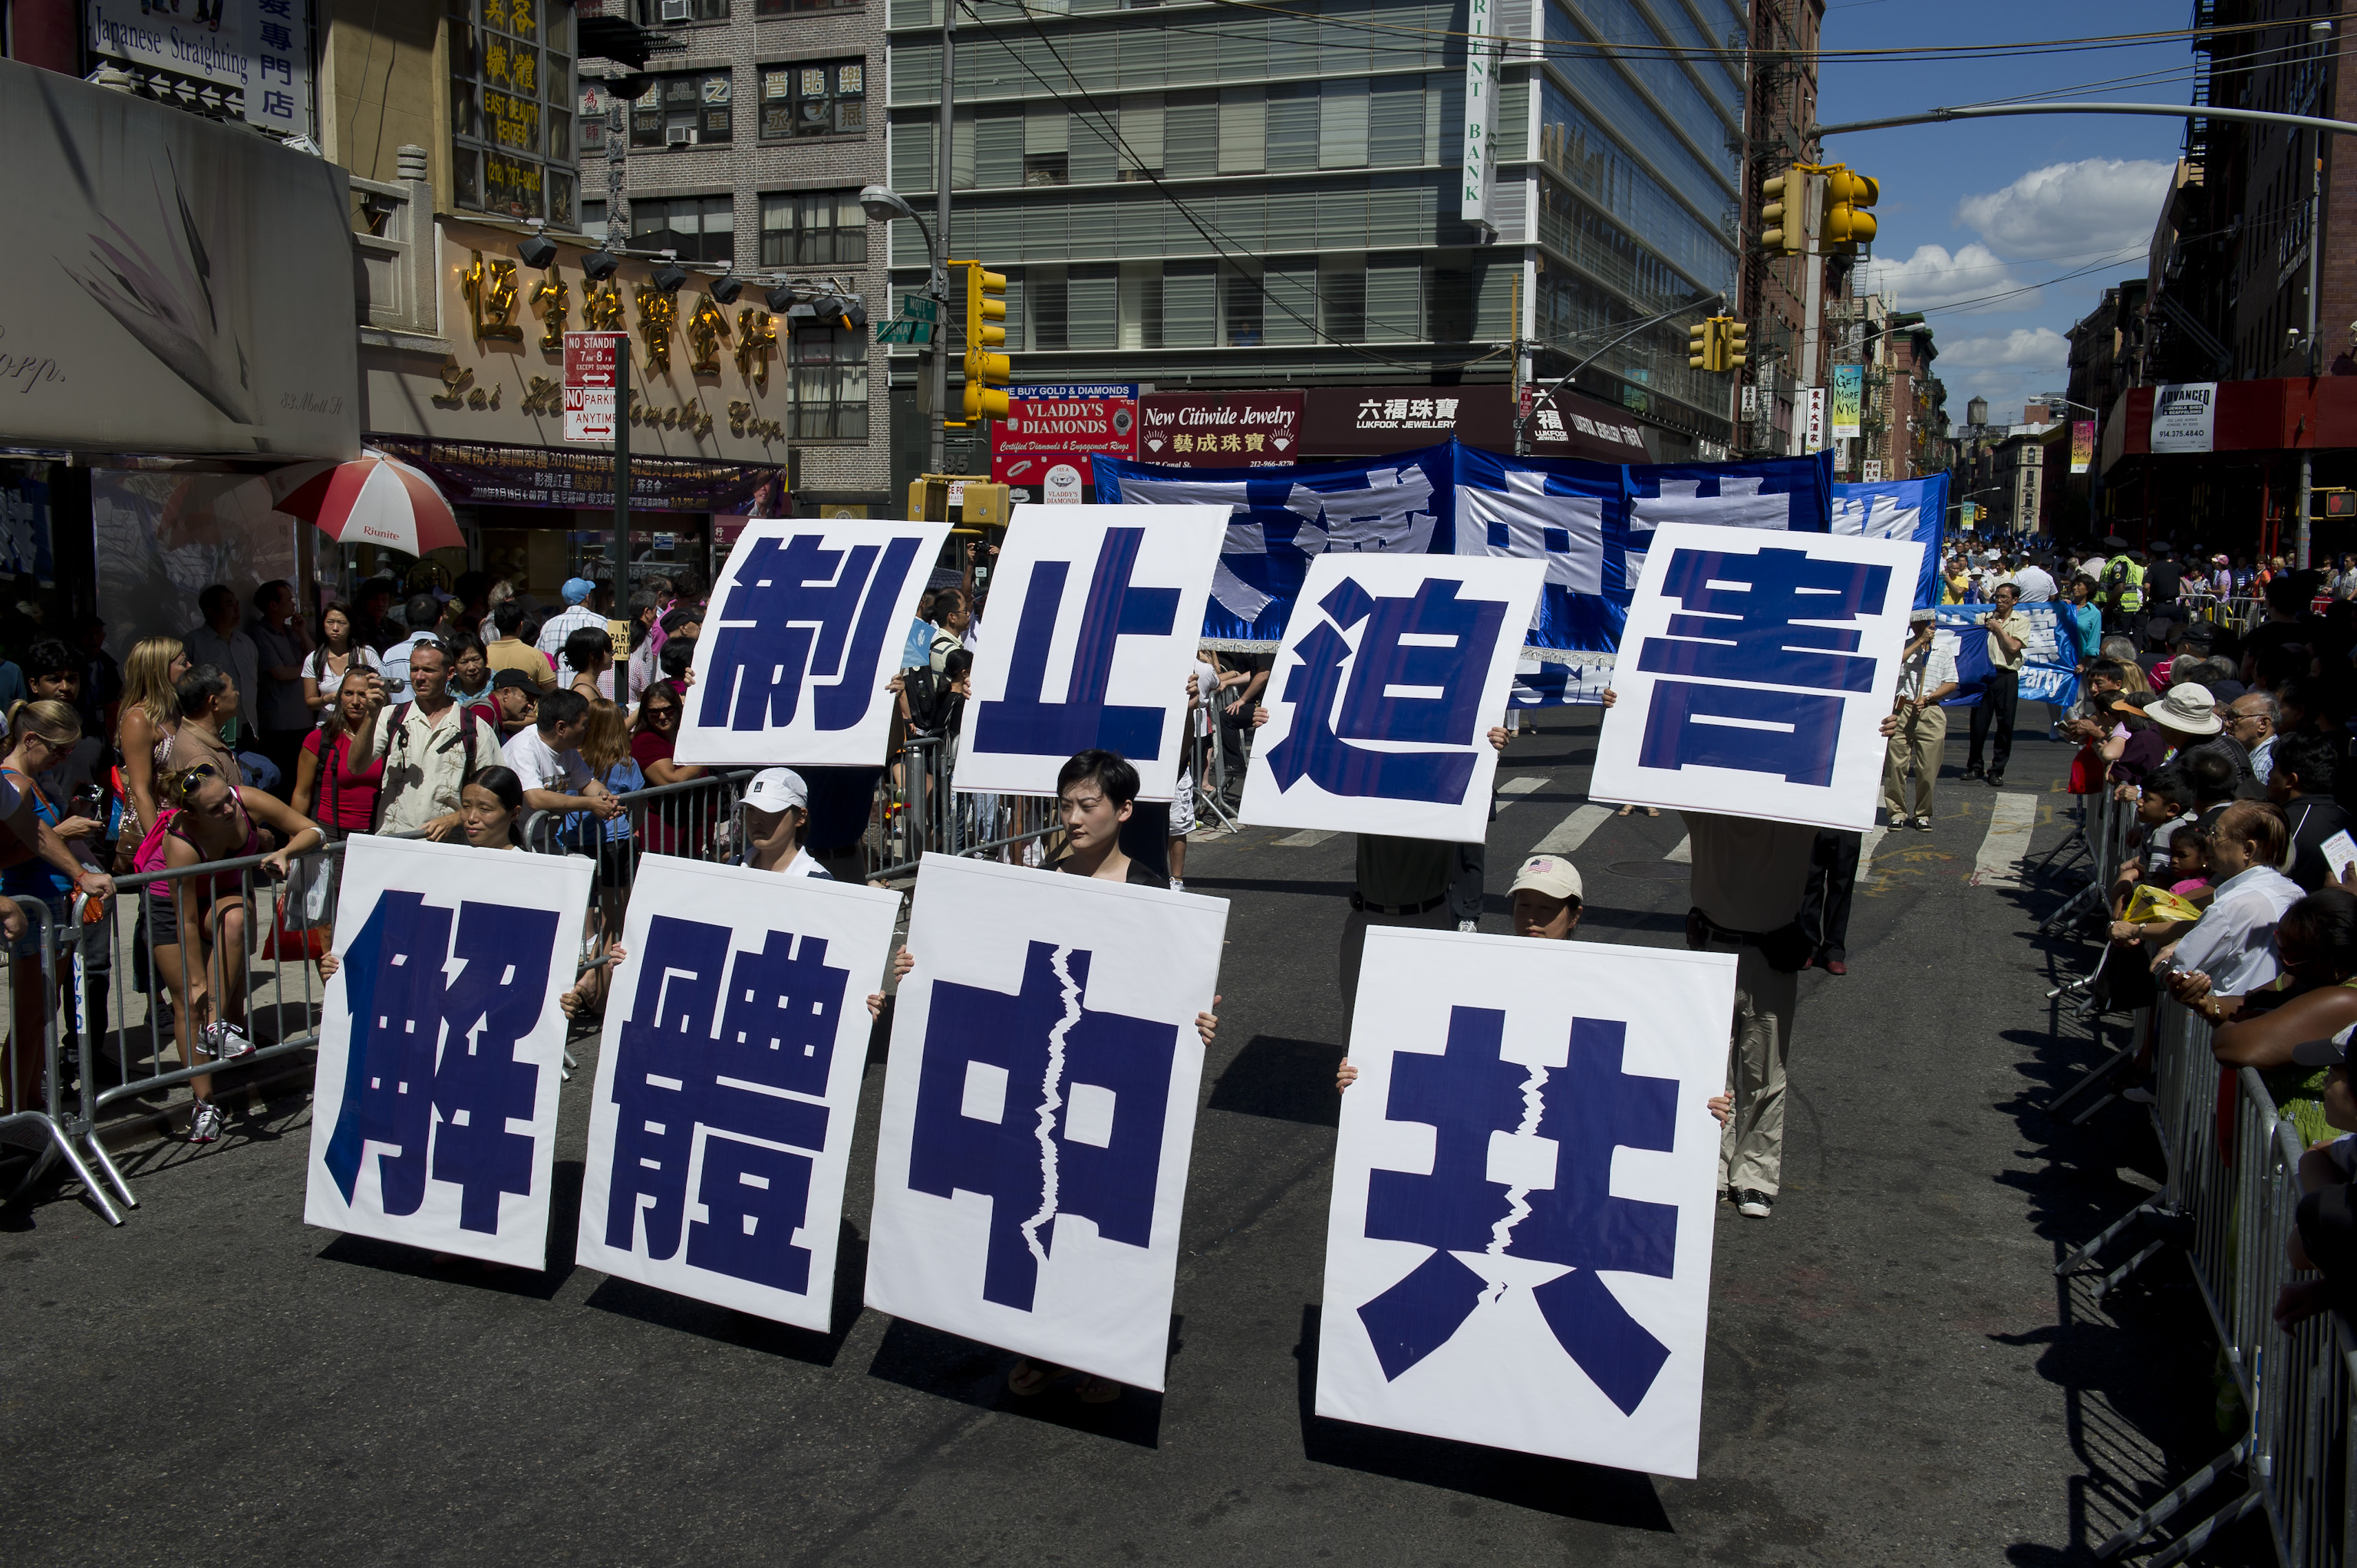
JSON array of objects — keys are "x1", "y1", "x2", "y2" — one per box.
[{"x1": 562, "y1": 577, "x2": 596, "y2": 604}]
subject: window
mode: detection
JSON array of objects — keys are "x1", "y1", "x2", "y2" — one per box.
[
  {"x1": 449, "y1": 0, "x2": 575, "y2": 225},
  {"x1": 757, "y1": 59, "x2": 864, "y2": 139},
  {"x1": 641, "y1": 0, "x2": 726, "y2": 19},
  {"x1": 791, "y1": 328, "x2": 869, "y2": 440},
  {"x1": 758, "y1": 190, "x2": 867, "y2": 267},
  {"x1": 757, "y1": 0, "x2": 857, "y2": 17},
  {"x1": 1222, "y1": 268, "x2": 1264, "y2": 348},
  {"x1": 1029, "y1": 273, "x2": 1069, "y2": 351},
  {"x1": 582, "y1": 199, "x2": 607, "y2": 241},
  {"x1": 631, "y1": 70, "x2": 731, "y2": 148},
  {"x1": 630, "y1": 195, "x2": 735, "y2": 264}
]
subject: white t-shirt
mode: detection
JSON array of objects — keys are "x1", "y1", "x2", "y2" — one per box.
[
  {"x1": 2011, "y1": 565, "x2": 2057, "y2": 603},
  {"x1": 1190, "y1": 658, "x2": 1219, "y2": 736},
  {"x1": 503, "y1": 726, "x2": 592, "y2": 796}
]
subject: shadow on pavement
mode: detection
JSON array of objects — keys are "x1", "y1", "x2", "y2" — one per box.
[
  {"x1": 580, "y1": 1220, "x2": 871, "y2": 1369},
  {"x1": 1208, "y1": 1035, "x2": 1343, "y2": 1128},
  {"x1": 865, "y1": 1316, "x2": 1169, "y2": 1449},
  {"x1": 1291, "y1": 1306, "x2": 1673, "y2": 1530}
]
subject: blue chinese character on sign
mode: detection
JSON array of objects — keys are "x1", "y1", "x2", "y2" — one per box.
[
  {"x1": 261, "y1": 90, "x2": 297, "y2": 120},
  {"x1": 259, "y1": 53, "x2": 292, "y2": 83},
  {"x1": 1633, "y1": 545, "x2": 1891, "y2": 787},
  {"x1": 971, "y1": 529, "x2": 1178, "y2": 760},
  {"x1": 259, "y1": 20, "x2": 292, "y2": 48},
  {"x1": 1356, "y1": 1006, "x2": 1679, "y2": 1415},
  {"x1": 602, "y1": 914, "x2": 849, "y2": 1294},
  {"x1": 1262, "y1": 575, "x2": 1508, "y2": 802},
  {"x1": 908, "y1": 940, "x2": 1175, "y2": 1311},
  {"x1": 698, "y1": 532, "x2": 924, "y2": 734},
  {"x1": 321, "y1": 891, "x2": 561, "y2": 1233}
]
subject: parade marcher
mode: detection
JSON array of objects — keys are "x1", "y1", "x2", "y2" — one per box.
[
  {"x1": 1963, "y1": 583, "x2": 2027, "y2": 787},
  {"x1": 1886, "y1": 608, "x2": 1957, "y2": 829},
  {"x1": 1798, "y1": 829, "x2": 1859, "y2": 974}
]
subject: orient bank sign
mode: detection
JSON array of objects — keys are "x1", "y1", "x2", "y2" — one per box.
[{"x1": 1137, "y1": 390, "x2": 1302, "y2": 467}]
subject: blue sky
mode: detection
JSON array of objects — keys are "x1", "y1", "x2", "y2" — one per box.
[{"x1": 1821, "y1": 2, "x2": 2192, "y2": 425}]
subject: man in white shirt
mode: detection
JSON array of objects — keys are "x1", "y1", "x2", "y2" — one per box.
[
  {"x1": 377, "y1": 592, "x2": 448, "y2": 701},
  {"x1": 1885, "y1": 608, "x2": 1959, "y2": 828},
  {"x1": 536, "y1": 577, "x2": 610, "y2": 689},
  {"x1": 2010, "y1": 558, "x2": 2058, "y2": 603},
  {"x1": 345, "y1": 641, "x2": 488, "y2": 838},
  {"x1": 2227, "y1": 691, "x2": 2279, "y2": 786},
  {"x1": 2168, "y1": 801, "x2": 2304, "y2": 998},
  {"x1": 502, "y1": 687, "x2": 623, "y2": 820}
]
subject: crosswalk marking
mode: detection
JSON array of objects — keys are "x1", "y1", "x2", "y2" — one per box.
[
  {"x1": 1274, "y1": 828, "x2": 1336, "y2": 847},
  {"x1": 1971, "y1": 794, "x2": 2039, "y2": 888},
  {"x1": 1856, "y1": 825, "x2": 1890, "y2": 886},
  {"x1": 1528, "y1": 804, "x2": 1615, "y2": 858},
  {"x1": 1665, "y1": 835, "x2": 1692, "y2": 864}
]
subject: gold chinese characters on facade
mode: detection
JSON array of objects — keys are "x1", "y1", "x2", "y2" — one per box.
[{"x1": 462, "y1": 251, "x2": 523, "y2": 342}]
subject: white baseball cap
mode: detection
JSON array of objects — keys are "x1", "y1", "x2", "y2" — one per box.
[
  {"x1": 741, "y1": 768, "x2": 809, "y2": 814},
  {"x1": 1508, "y1": 854, "x2": 1583, "y2": 903}
]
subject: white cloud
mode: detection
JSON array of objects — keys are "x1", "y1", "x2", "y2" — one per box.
[
  {"x1": 1956, "y1": 157, "x2": 2175, "y2": 257},
  {"x1": 1859, "y1": 244, "x2": 2033, "y2": 313},
  {"x1": 1934, "y1": 327, "x2": 2069, "y2": 369}
]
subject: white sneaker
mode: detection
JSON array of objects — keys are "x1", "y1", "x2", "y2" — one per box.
[
  {"x1": 189, "y1": 1101, "x2": 225, "y2": 1144},
  {"x1": 1736, "y1": 1188, "x2": 1773, "y2": 1218},
  {"x1": 1169, "y1": 878, "x2": 1185, "y2": 893},
  {"x1": 202, "y1": 1021, "x2": 255, "y2": 1060},
  {"x1": 1456, "y1": 919, "x2": 1479, "y2": 933}
]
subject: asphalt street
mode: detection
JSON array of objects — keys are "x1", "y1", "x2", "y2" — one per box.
[{"x1": 2, "y1": 707, "x2": 2267, "y2": 1566}]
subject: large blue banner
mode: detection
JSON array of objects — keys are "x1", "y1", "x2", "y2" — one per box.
[
  {"x1": 1832, "y1": 473, "x2": 1948, "y2": 611},
  {"x1": 1934, "y1": 604, "x2": 2081, "y2": 710},
  {"x1": 1091, "y1": 440, "x2": 1835, "y2": 664}
]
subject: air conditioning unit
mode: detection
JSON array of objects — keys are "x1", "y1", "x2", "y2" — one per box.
[
  {"x1": 667, "y1": 124, "x2": 694, "y2": 146},
  {"x1": 658, "y1": 0, "x2": 690, "y2": 19}
]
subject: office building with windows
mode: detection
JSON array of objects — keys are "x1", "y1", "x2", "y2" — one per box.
[
  {"x1": 883, "y1": 0, "x2": 1746, "y2": 483},
  {"x1": 578, "y1": 0, "x2": 892, "y2": 511}
]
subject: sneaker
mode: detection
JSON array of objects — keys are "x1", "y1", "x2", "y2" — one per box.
[
  {"x1": 188, "y1": 1101, "x2": 225, "y2": 1144},
  {"x1": 1169, "y1": 878, "x2": 1185, "y2": 894},
  {"x1": 2121, "y1": 1085, "x2": 2156, "y2": 1105},
  {"x1": 1913, "y1": 814, "x2": 1934, "y2": 831},
  {"x1": 1736, "y1": 1188, "x2": 1773, "y2": 1218},
  {"x1": 1455, "y1": 919, "x2": 1478, "y2": 933},
  {"x1": 201, "y1": 1021, "x2": 255, "y2": 1060}
]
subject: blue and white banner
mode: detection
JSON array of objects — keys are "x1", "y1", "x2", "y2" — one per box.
[
  {"x1": 1934, "y1": 605, "x2": 2081, "y2": 710},
  {"x1": 305, "y1": 835, "x2": 594, "y2": 1270},
  {"x1": 1508, "y1": 655, "x2": 1614, "y2": 709},
  {"x1": 1240, "y1": 553, "x2": 1544, "y2": 843},
  {"x1": 1088, "y1": 447, "x2": 1453, "y2": 646},
  {"x1": 679, "y1": 520, "x2": 951, "y2": 767},
  {"x1": 1093, "y1": 440, "x2": 1832, "y2": 661},
  {"x1": 1318, "y1": 925, "x2": 1734, "y2": 1477},
  {"x1": 576, "y1": 855, "x2": 902, "y2": 1331},
  {"x1": 954, "y1": 503, "x2": 1228, "y2": 804},
  {"x1": 1590, "y1": 521, "x2": 1919, "y2": 832},
  {"x1": 1832, "y1": 473, "x2": 1947, "y2": 611},
  {"x1": 865, "y1": 855, "x2": 1228, "y2": 1391}
]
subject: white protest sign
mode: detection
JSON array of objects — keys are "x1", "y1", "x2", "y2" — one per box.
[
  {"x1": 677, "y1": 519, "x2": 951, "y2": 766},
  {"x1": 2324, "y1": 831, "x2": 2357, "y2": 885},
  {"x1": 1317, "y1": 925, "x2": 1735, "y2": 1477},
  {"x1": 953, "y1": 504, "x2": 1228, "y2": 803},
  {"x1": 575, "y1": 855, "x2": 901, "y2": 1330},
  {"x1": 304, "y1": 835, "x2": 593, "y2": 1269},
  {"x1": 1238, "y1": 552, "x2": 1544, "y2": 843},
  {"x1": 1590, "y1": 521, "x2": 1916, "y2": 832},
  {"x1": 865, "y1": 854, "x2": 1228, "y2": 1390}
]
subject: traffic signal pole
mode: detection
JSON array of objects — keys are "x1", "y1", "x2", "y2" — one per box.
[{"x1": 930, "y1": 0, "x2": 954, "y2": 476}]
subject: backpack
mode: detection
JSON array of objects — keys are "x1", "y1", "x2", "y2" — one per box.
[
  {"x1": 386, "y1": 700, "x2": 486, "y2": 781},
  {"x1": 902, "y1": 665, "x2": 961, "y2": 736}
]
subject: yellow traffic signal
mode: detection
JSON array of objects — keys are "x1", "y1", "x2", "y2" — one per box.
[
  {"x1": 962, "y1": 262, "x2": 1010, "y2": 420},
  {"x1": 1722, "y1": 319, "x2": 1748, "y2": 371},
  {"x1": 1825, "y1": 167, "x2": 1878, "y2": 251},
  {"x1": 1689, "y1": 318, "x2": 1717, "y2": 371},
  {"x1": 1760, "y1": 163, "x2": 1805, "y2": 255}
]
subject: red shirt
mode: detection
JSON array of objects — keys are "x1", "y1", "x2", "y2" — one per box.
[{"x1": 302, "y1": 729, "x2": 384, "y2": 830}]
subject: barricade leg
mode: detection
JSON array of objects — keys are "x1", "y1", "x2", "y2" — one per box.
[{"x1": 2092, "y1": 1437, "x2": 2250, "y2": 1559}]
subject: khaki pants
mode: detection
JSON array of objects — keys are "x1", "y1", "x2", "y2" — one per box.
[
  {"x1": 1883, "y1": 703, "x2": 1947, "y2": 822},
  {"x1": 1339, "y1": 901, "x2": 1453, "y2": 1036},
  {"x1": 1713, "y1": 941, "x2": 1798, "y2": 1198}
]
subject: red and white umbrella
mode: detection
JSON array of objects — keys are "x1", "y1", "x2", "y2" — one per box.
[{"x1": 269, "y1": 447, "x2": 462, "y2": 556}]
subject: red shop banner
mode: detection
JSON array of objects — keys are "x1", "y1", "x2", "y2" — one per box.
[
  {"x1": 989, "y1": 390, "x2": 1139, "y2": 484},
  {"x1": 991, "y1": 450, "x2": 1099, "y2": 501},
  {"x1": 1137, "y1": 390, "x2": 1304, "y2": 466}
]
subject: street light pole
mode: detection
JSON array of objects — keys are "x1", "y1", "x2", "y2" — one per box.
[
  {"x1": 862, "y1": 184, "x2": 948, "y2": 483},
  {"x1": 2299, "y1": 18, "x2": 2332, "y2": 572},
  {"x1": 934, "y1": 0, "x2": 956, "y2": 478}
]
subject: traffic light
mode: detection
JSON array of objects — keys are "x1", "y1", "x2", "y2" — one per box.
[
  {"x1": 1689, "y1": 318, "x2": 1719, "y2": 371},
  {"x1": 1824, "y1": 167, "x2": 1879, "y2": 251},
  {"x1": 1722, "y1": 318, "x2": 1748, "y2": 371},
  {"x1": 962, "y1": 262, "x2": 1010, "y2": 420},
  {"x1": 1760, "y1": 163, "x2": 1806, "y2": 255}
]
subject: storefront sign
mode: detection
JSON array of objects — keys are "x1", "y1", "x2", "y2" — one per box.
[
  {"x1": 2150, "y1": 384, "x2": 2216, "y2": 453},
  {"x1": 2071, "y1": 419, "x2": 2095, "y2": 474},
  {"x1": 371, "y1": 436, "x2": 778, "y2": 513},
  {"x1": 1802, "y1": 387, "x2": 1828, "y2": 455},
  {"x1": 1299, "y1": 384, "x2": 1650, "y2": 464},
  {"x1": 1459, "y1": 0, "x2": 1500, "y2": 229},
  {"x1": 988, "y1": 388, "x2": 1139, "y2": 484},
  {"x1": 0, "y1": 59, "x2": 357, "y2": 459},
  {"x1": 1829, "y1": 364, "x2": 1863, "y2": 440},
  {"x1": 563, "y1": 331, "x2": 622, "y2": 442},
  {"x1": 1138, "y1": 391, "x2": 1301, "y2": 466},
  {"x1": 84, "y1": 0, "x2": 313, "y2": 140}
]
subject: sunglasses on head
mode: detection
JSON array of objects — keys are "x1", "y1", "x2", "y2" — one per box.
[{"x1": 173, "y1": 764, "x2": 219, "y2": 798}]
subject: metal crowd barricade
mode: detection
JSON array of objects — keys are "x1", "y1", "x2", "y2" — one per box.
[
  {"x1": 2062, "y1": 998, "x2": 2357, "y2": 1565},
  {"x1": 0, "y1": 897, "x2": 129, "y2": 1224}
]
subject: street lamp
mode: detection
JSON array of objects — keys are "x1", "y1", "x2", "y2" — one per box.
[{"x1": 862, "y1": 183, "x2": 950, "y2": 475}]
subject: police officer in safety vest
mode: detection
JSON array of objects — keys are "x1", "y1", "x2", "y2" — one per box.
[{"x1": 2100, "y1": 541, "x2": 2145, "y2": 634}]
